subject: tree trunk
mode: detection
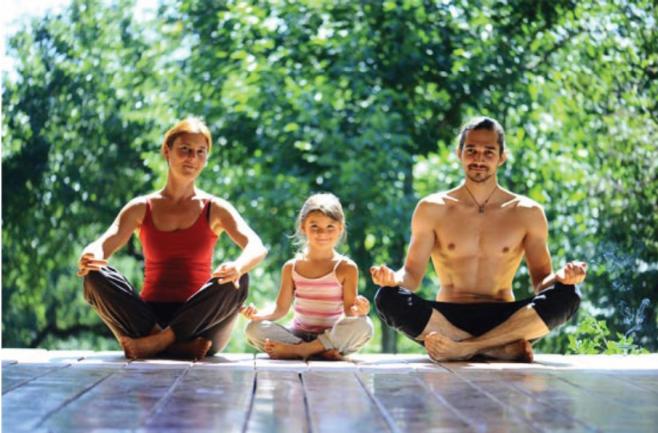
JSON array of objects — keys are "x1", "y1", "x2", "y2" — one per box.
[{"x1": 381, "y1": 321, "x2": 398, "y2": 353}]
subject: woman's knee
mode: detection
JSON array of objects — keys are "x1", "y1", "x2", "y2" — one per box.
[{"x1": 205, "y1": 273, "x2": 250, "y2": 303}]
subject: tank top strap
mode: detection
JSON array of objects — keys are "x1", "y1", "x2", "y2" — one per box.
[
  {"x1": 143, "y1": 197, "x2": 153, "y2": 224},
  {"x1": 332, "y1": 255, "x2": 344, "y2": 272}
]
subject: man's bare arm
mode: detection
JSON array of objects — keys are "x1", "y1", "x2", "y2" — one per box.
[
  {"x1": 370, "y1": 199, "x2": 438, "y2": 291},
  {"x1": 522, "y1": 205, "x2": 554, "y2": 293},
  {"x1": 524, "y1": 204, "x2": 587, "y2": 292}
]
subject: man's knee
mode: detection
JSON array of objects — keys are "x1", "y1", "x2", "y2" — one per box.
[
  {"x1": 374, "y1": 286, "x2": 404, "y2": 322},
  {"x1": 534, "y1": 283, "x2": 581, "y2": 329}
]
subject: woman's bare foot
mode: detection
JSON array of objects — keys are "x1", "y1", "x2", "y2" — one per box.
[
  {"x1": 119, "y1": 328, "x2": 176, "y2": 359},
  {"x1": 165, "y1": 337, "x2": 213, "y2": 361},
  {"x1": 319, "y1": 349, "x2": 343, "y2": 361},
  {"x1": 483, "y1": 340, "x2": 534, "y2": 363},
  {"x1": 424, "y1": 332, "x2": 474, "y2": 362},
  {"x1": 263, "y1": 338, "x2": 325, "y2": 360}
]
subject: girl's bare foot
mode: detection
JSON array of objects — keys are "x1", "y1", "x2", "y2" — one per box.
[
  {"x1": 424, "y1": 332, "x2": 474, "y2": 362},
  {"x1": 119, "y1": 328, "x2": 175, "y2": 359},
  {"x1": 165, "y1": 337, "x2": 213, "y2": 361},
  {"x1": 319, "y1": 349, "x2": 343, "y2": 361},
  {"x1": 483, "y1": 340, "x2": 534, "y2": 363},
  {"x1": 263, "y1": 338, "x2": 325, "y2": 360}
]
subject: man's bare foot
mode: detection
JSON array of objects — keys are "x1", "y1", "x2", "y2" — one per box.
[
  {"x1": 424, "y1": 332, "x2": 474, "y2": 362},
  {"x1": 483, "y1": 340, "x2": 534, "y2": 363},
  {"x1": 165, "y1": 337, "x2": 213, "y2": 361},
  {"x1": 319, "y1": 349, "x2": 343, "y2": 361},
  {"x1": 263, "y1": 338, "x2": 325, "y2": 360},
  {"x1": 119, "y1": 328, "x2": 175, "y2": 359}
]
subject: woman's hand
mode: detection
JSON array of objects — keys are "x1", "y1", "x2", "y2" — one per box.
[
  {"x1": 349, "y1": 295, "x2": 370, "y2": 317},
  {"x1": 212, "y1": 261, "x2": 242, "y2": 288},
  {"x1": 77, "y1": 251, "x2": 108, "y2": 277}
]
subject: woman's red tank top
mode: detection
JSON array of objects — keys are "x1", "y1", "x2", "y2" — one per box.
[{"x1": 139, "y1": 199, "x2": 218, "y2": 302}]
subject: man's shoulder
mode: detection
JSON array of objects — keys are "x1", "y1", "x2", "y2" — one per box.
[
  {"x1": 418, "y1": 190, "x2": 459, "y2": 209},
  {"x1": 501, "y1": 190, "x2": 545, "y2": 219}
]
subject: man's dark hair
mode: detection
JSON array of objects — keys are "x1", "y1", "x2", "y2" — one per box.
[{"x1": 458, "y1": 116, "x2": 505, "y2": 154}]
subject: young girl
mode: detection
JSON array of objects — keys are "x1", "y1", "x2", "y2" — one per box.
[{"x1": 241, "y1": 193, "x2": 373, "y2": 360}]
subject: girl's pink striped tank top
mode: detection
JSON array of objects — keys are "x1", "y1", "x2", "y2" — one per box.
[{"x1": 292, "y1": 257, "x2": 345, "y2": 333}]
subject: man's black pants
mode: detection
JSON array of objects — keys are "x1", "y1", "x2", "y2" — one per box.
[{"x1": 375, "y1": 283, "x2": 581, "y2": 342}]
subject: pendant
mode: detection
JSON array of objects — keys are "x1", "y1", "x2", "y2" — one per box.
[{"x1": 479, "y1": 206, "x2": 485, "y2": 214}]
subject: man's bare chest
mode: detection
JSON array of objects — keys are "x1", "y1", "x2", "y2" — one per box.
[{"x1": 434, "y1": 211, "x2": 527, "y2": 259}]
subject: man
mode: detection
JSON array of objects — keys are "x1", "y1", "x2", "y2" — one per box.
[{"x1": 370, "y1": 116, "x2": 586, "y2": 362}]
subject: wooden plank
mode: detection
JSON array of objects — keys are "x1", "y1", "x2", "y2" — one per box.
[
  {"x1": 419, "y1": 369, "x2": 542, "y2": 433},
  {"x1": 445, "y1": 369, "x2": 596, "y2": 433},
  {"x1": 139, "y1": 364, "x2": 255, "y2": 433},
  {"x1": 351, "y1": 354, "x2": 414, "y2": 371},
  {"x1": 306, "y1": 359, "x2": 358, "y2": 371},
  {"x1": 357, "y1": 371, "x2": 474, "y2": 433},
  {"x1": 255, "y1": 353, "x2": 308, "y2": 371},
  {"x1": 303, "y1": 370, "x2": 393, "y2": 433},
  {"x1": 2, "y1": 363, "x2": 71, "y2": 394},
  {"x1": 244, "y1": 370, "x2": 308, "y2": 433},
  {"x1": 0, "y1": 348, "x2": 49, "y2": 362},
  {"x1": 198, "y1": 352, "x2": 255, "y2": 369},
  {"x1": 41, "y1": 363, "x2": 187, "y2": 431},
  {"x1": 2, "y1": 364, "x2": 119, "y2": 432},
  {"x1": 539, "y1": 370, "x2": 658, "y2": 432}
]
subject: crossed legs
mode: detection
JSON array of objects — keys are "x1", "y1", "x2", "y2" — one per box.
[
  {"x1": 84, "y1": 267, "x2": 248, "y2": 360},
  {"x1": 375, "y1": 285, "x2": 579, "y2": 362},
  {"x1": 420, "y1": 307, "x2": 546, "y2": 362}
]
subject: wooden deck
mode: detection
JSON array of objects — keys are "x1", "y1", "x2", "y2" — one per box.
[{"x1": 2, "y1": 350, "x2": 657, "y2": 433}]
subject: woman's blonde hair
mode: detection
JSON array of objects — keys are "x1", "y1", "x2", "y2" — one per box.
[
  {"x1": 161, "y1": 117, "x2": 212, "y2": 155},
  {"x1": 294, "y1": 193, "x2": 346, "y2": 253}
]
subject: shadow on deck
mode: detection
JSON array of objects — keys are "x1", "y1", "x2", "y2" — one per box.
[{"x1": 2, "y1": 349, "x2": 657, "y2": 433}]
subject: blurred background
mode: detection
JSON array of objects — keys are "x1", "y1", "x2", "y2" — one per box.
[{"x1": 2, "y1": 0, "x2": 656, "y2": 354}]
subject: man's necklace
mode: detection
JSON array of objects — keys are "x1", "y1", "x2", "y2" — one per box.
[{"x1": 464, "y1": 184, "x2": 498, "y2": 214}]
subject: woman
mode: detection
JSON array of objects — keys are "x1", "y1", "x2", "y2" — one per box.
[{"x1": 78, "y1": 117, "x2": 267, "y2": 360}]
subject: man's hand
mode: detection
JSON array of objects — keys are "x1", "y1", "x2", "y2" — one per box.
[
  {"x1": 77, "y1": 252, "x2": 108, "y2": 277},
  {"x1": 555, "y1": 261, "x2": 588, "y2": 285},
  {"x1": 212, "y1": 261, "x2": 242, "y2": 288},
  {"x1": 349, "y1": 295, "x2": 370, "y2": 317},
  {"x1": 369, "y1": 265, "x2": 399, "y2": 287}
]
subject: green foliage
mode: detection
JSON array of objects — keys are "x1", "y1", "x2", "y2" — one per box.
[
  {"x1": 3, "y1": 0, "x2": 656, "y2": 353},
  {"x1": 567, "y1": 311, "x2": 649, "y2": 355}
]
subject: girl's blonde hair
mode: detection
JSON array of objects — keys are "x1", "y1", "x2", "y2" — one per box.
[
  {"x1": 294, "y1": 193, "x2": 346, "y2": 253},
  {"x1": 161, "y1": 117, "x2": 212, "y2": 156}
]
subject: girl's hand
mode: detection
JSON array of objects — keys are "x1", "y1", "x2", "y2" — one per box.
[
  {"x1": 212, "y1": 261, "x2": 242, "y2": 288},
  {"x1": 349, "y1": 295, "x2": 370, "y2": 317},
  {"x1": 240, "y1": 303, "x2": 258, "y2": 320},
  {"x1": 77, "y1": 251, "x2": 108, "y2": 277}
]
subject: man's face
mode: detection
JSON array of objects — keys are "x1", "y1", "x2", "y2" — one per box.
[{"x1": 457, "y1": 129, "x2": 506, "y2": 183}]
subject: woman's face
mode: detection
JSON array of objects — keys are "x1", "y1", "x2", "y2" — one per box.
[{"x1": 165, "y1": 132, "x2": 209, "y2": 178}]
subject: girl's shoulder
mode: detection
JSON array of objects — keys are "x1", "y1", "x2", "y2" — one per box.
[{"x1": 335, "y1": 256, "x2": 358, "y2": 277}]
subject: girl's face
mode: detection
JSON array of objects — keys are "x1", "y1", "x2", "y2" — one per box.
[{"x1": 302, "y1": 211, "x2": 343, "y2": 250}]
